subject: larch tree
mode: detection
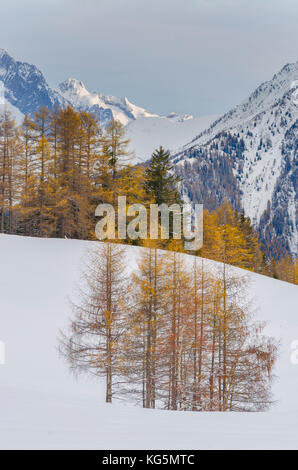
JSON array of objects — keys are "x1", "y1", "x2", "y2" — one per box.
[
  {"x1": 207, "y1": 267, "x2": 278, "y2": 411},
  {"x1": 20, "y1": 115, "x2": 37, "y2": 202},
  {"x1": 275, "y1": 255, "x2": 296, "y2": 284},
  {"x1": 54, "y1": 106, "x2": 91, "y2": 239},
  {"x1": 79, "y1": 110, "x2": 99, "y2": 181},
  {"x1": 101, "y1": 119, "x2": 131, "y2": 182},
  {"x1": 59, "y1": 242, "x2": 129, "y2": 403},
  {"x1": 119, "y1": 241, "x2": 165, "y2": 407},
  {"x1": 161, "y1": 250, "x2": 191, "y2": 410},
  {"x1": 190, "y1": 257, "x2": 213, "y2": 410},
  {"x1": 0, "y1": 110, "x2": 22, "y2": 233}
]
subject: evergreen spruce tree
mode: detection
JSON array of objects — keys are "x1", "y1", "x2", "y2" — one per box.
[{"x1": 144, "y1": 146, "x2": 181, "y2": 205}]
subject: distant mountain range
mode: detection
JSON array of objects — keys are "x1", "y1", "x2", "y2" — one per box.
[
  {"x1": 0, "y1": 48, "x2": 201, "y2": 161},
  {"x1": 0, "y1": 48, "x2": 297, "y2": 259}
]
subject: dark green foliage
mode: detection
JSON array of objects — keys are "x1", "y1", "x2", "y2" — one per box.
[{"x1": 144, "y1": 146, "x2": 181, "y2": 205}]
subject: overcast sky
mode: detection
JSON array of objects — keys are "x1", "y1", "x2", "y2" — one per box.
[{"x1": 1, "y1": 0, "x2": 298, "y2": 116}]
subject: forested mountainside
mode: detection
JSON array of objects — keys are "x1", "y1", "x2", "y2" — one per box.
[
  {"x1": 174, "y1": 132, "x2": 244, "y2": 211},
  {"x1": 173, "y1": 62, "x2": 298, "y2": 259}
]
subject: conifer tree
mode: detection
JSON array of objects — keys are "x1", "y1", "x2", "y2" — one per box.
[
  {"x1": 202, "y1": 201, "x2": 262, "y2": 271},
  {"x1": 119, "y1": 241, "x2": 165, "y2": 407},
  {"x1": 276, "y1": 255, "x2": 296, "y2": 284},
  {"x1": 79, "y1": 110, "x2": 99, "y2": 180},
  {"x1": 239, "y1": 210, "x2": 263, "y2": 272},
  {"x1": 0, "y1": 110, "x2": 22, "y2": 233},
  {"x1": 54, "y1": 106, "x2": 91, "y2": 238},
  {"x1": 162, "y1": 250, "x2": 191, "y2": 410},
  {"x1": 101, "y1": 119, "x2": 131, "y2": 181},
  {"x1": 190, "y1": 257, "x2": 211, "y2": 410},
  {"x1": 20, "y1": 115, "x2": 37, "y2": 200},
  {"x1": 59, "y1": 242, "x2": 129, "y2": 403},
  {"x1": 144, "y1": 146, "x2": 181, "y2": 205}
]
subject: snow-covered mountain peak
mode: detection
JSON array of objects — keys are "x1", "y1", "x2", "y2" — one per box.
[
  {"x1": 173, "y1": 60, "x2": 298, "y2": 259},
  {"x1": 57, "y1": 78, "x2": 97, "y2": 109},
  {"x1": 0, "y1": 49, "x2": 66, "y2": 116},
  {"x1": 244, "y1": 60, "x2": 298, "y2": 114},
  {"x1": 178, "y1": 60, "x2": 298, "y2": 152},
  {"x1": 0, "y1": 48, "x2": 9, "y2": 59},
  {"x1": 166, "y1": 112, "x2": 194, "y2": 122},
  {"x1": 291, "y1": 80, "x2": 298, "y2": 106},
  {"x1": 0, "y1": 49, "x2": 44, "y2": 83},
  {"x1": 57, "y1": 77, "x2": 158, "y2": 125},
  {"x1": 58, "y1": 78, "x2": 87, "y2": 93}
]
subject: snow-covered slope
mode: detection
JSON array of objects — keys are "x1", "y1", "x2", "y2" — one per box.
[
  {"x1": 0, "y1": 234, "x2": 297, "y2": 449},
  {"x1": 126, "y1": 114, "x2": 218, "y2": 162},
  {"x1": 173, "y1": 61, "x2": 298, "y2": 259},
  {"x1": 0, "y1": 99, "x2": 24, "y2": 124}
]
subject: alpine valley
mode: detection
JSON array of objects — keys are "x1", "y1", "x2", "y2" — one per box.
[{"x1": 0, "y1": 48, "x2": 297, "y2": 259}]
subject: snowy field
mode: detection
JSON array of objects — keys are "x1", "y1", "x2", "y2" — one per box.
[{"x1": 0, "y1": 234, "x2": 297, "y2": 450}]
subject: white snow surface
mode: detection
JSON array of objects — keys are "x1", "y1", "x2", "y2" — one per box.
[
  {"x1": 126, "y1": 114, "x2": 218, "y2": 163},
  {"x1": 0, "y1": 100, "x2": 24, "y2": 124},
  {"x1": 0, "y1": 234, "x2": 297, "y2": 450},
  {"x1": 0, "y1": 80, "x2": 24, "y2": 124}
]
